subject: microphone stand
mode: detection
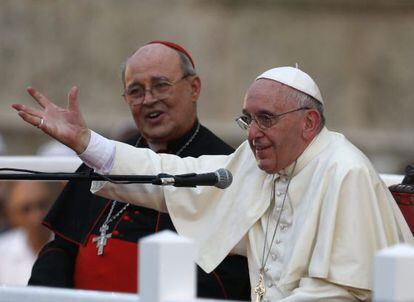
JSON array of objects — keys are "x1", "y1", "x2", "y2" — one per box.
[
  {"x1": 0, "y1": 168, "x2": 229, "y2": 188},
  {"x1": 0, "y1": 171, "x2": 157, "y2": 183},
  {"x1": 0, "y1": 170, "x2": 197, "y2": 186}
]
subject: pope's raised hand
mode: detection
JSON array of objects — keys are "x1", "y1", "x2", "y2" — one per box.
[{"x1": 12, "y1": 86, "x2": 91, "y2": 154}]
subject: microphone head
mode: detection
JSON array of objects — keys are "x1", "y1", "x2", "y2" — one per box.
[{"x1": 214, "y1": 168, "x2": 233, "y2": 189}]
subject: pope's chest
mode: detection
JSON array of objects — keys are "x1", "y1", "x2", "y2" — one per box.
[{"x1": 253, "y1": 175, "x2": 298, "y2": 302}]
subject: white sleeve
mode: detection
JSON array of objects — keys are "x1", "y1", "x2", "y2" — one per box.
[
  {"x1": 78, "y1": 130, "x2": 116, "y2": 174},
  {"x1": 279, "y1": 278, "x2": 370, "y2": 301}
]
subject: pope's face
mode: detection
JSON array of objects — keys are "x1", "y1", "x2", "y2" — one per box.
[
  {"x1": 243, "y1": 80, "x2": 308, "y2": 174},
  {"x1": 123, "y1": 44, "x2": 199, "y2": 145}
]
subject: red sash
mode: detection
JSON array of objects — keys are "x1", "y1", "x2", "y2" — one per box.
[{"x1": 74, "y1": 236, "x2": 139, "y2": 293}]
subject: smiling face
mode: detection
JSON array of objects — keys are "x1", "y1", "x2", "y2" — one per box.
[
  {"x1": 123, "y1": 44, "x2": 200, "y2": 149},
  {"x1": 243, "y1": 79, "x2": 317, "y2": 173}
]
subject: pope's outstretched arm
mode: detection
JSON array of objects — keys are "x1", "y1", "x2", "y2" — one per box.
[{"x1": 12, "y1": 86, "x2": 91, "y2": 155}]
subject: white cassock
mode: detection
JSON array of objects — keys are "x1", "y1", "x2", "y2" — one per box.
[{"x1": 88, "y1": 127, "x2": 413, "y2": 301}]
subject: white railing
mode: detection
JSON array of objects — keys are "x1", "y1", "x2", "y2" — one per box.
[
  {"x1": 1, "y1": 233, "x2": 413, "y2": 302},
  {"x1": 0, "y1": 231, "x2": 243, "y2": 302},
  {"x1": 381, "y1": 173, "x2": 404, "y2": 187},
  {"x1": 0, "y1": 156, "x2": 82, "y2": 173},
  {"x1": 0, "y1": 286, "x2": 138, "y2": 302}
]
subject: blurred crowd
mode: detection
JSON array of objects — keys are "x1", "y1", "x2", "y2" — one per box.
[
  {"x1": 0, "y1": 133, "x2": 72, "y2": 286},
  {"x1": 0, "y1": 181, "x2": 62, "y2": 285}
]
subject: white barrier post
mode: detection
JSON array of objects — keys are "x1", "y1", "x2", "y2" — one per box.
[
  {"x1": 139, "y1": 230, "x2": 196, "y2": 302},
  {"x1": 373, "y1": 244, "x2": 414, "y2": 301}
]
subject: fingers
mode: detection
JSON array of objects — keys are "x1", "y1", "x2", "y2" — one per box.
[
  {"x1": 27, "y1": 87, "x2": 51, "y2": 109},
  {"x1": 11, "y1": 103, "x2": 43, "y2": 118},
  {"x1": 15, "y1": 110, "x2": 44, "y2": 129},
  {"x1": 11, "y1": 104, "x2": 24, "y2": 111},
  {"x1": 13, "y1": 86, "x2": 81, "y2": 134},
  {"x1": 67, "y1": 86, "x2": 80, "y2": 112}
]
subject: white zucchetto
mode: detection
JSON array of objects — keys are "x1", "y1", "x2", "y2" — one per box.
[{"x1": 256, "y1": 66, "x2": 324, "y2": 104}]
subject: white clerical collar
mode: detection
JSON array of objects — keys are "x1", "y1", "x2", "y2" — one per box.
[{"x1": 277, "y1": 127, "x2": 331, "y2": 178}]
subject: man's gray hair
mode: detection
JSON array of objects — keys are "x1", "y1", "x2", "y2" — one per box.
[
  {"x1": 286, "y1": 88, "x2": 326, "y2": 132},
  {"x1": 120, "y1": 49, "x2": 196, "y2": 89},
  {"x1": 177, "y1": 51, "x2": 196, "y2": 77}
]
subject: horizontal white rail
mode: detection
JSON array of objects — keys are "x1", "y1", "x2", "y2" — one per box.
[
  {"x1": 380, "y1": 174, "x2": 404, "y2": 187},
  {"x1": 0, "y1": 285, "x2": 138, "y2": 302},
  {"x1": 0, "y1": 156, "x2": 81, "y2": 173}
]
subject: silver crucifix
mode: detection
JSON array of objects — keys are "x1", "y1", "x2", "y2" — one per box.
[
  {"x1": 92, "y1": 224, "x2": 112, "y2": 256},
  {"x1": 254, "y1": 271, "x2": 266, "y2": 302}
]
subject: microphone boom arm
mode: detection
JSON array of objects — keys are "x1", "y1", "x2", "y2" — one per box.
[{"x1": 0, "y1": 168, "x2": 232, "y2": 189}]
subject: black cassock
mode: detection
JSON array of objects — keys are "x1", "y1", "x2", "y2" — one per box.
[{"x1": 29, "y1": 122, "x2": 251, "y2": 300}]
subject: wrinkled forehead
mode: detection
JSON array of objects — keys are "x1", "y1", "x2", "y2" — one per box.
[{"x1": 243, "y1": 79, "x2": 295, "y2": 111}]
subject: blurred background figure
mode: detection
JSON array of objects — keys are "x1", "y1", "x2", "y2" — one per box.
[
  {"x1": 0, "y1": 183, "x2": 9, "y2": 234},
  {"x1": 0, "y1": 181, "x2": 61, "y2": 286},
  {"x1": 0, "y1": 134, "x2": 8, "y2": 233}
]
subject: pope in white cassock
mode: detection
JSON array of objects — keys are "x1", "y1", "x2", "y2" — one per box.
[{"x1": 13, "y1": 66, "x2": 414, "y2": 301}]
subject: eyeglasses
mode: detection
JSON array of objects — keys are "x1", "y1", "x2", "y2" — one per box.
[
  {"x1": 123, "y1": 74, "x2": 191, "y2": 105},
  {"x1": 235, "y1": 107, "x2": 310, "y2": 130}
]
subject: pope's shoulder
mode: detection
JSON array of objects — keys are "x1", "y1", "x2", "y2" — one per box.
[{"x1": 322, "y1": 129, "x2": 379, "y2": 179}]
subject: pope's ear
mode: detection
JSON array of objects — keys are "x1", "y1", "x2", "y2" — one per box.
[
  {"x1": 302, "y1": 109, "x2": 321, "y2": 139},
  {"x1": 189, "y1": 75, "x2": 201, "y2": 102}
]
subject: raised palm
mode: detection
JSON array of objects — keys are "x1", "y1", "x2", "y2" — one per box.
[{"x1": 12, "y1": 86, "x2": 90, "y2": 154}]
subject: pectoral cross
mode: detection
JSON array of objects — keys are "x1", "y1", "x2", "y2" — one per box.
[
  {"x1": 254, "y1": 271, "x2": 265, "y2": 302},
  {"x1": 92, "y1": 224, "x2": 112, "y2": 256}
]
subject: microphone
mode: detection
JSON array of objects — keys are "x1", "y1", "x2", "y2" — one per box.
[{"x1": 153, "y1": 168, "x2": 233, "y2": 189}]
